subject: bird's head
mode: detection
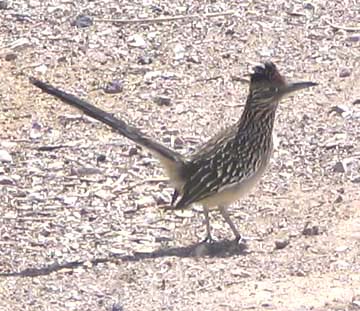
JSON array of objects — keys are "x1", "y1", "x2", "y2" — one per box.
[{"x1": 248, "y1": 62, "x2": 317, "y2": 109}]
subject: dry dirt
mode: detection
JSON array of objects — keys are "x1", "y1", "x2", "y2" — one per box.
[{"x1": 1, "y1": 1, "x2": 360, "y2": 310}]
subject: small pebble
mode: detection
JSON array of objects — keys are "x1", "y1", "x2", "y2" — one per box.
[
  {"x1": 335, "y1": 245, "x2": 348, "y2": 253},
  {"x1": 333, "y1": 195, "x2": 343, "y2": 204},
  {"x1": 333, "y1": 161, "x2": 346, "y2": 173},
  {"x1": 259, "y1": 47, "x2": 274, "y2": 57},
  {"x1": 34, "y1": 64, "x2": 48, "y2": 74},
  {"x1": 225, "y1": 28, "x2": 235, "y2": 35},
  {"x1": 71, "y1": 15, "x2": 93, "y2": 28},
  {"x1": 0, "y1": 176, "x2": 15, "y2": 185},
  {"x1": 174, "y1": 136, "x2": 184, "y2": 147},
  {"x1": 295, "y1": 270, "x2": 306, "y2": 277},
  {"x1": 351, "y1": 176, "x2": 360, "y2": 183},
  {"x1": 128, "y1": 147, "x2": 138, "y2": 156},
  {"x1": 5, "y1": 53, "x2": 17, "y2": 61},
  {"x1": 14, "y1": 13, "x2": 31, "y2": 22},
  {"x1": 347, "y1": 34, "x2": 360, "y2": 42},
  {"x1": 329, "y1": 104, "x2": 351, "y2": 116},
  {"x1": 58, "y1": 56, "x2": 66, "y2": 63},
  {"x1": 274, "y1": 238, "x2": 289, "y2": 250},
  {"x1": 103, "y1": 80, "x2": 123, "y2": 94},
  {"x1": 0, "y1": 0, "x2": 8, "y2": 10},
  {"x1": 138, "y1": 55, "x2": 152, "y2": 65},
  {"x1": 339, "y1": 68, "x2": 351, "y2": 78},
  {"x1": 153, "y1": 95, "x2": 171, "y2": 106},
  {"x1": 63, "y1": 196, "x2": 78, "y2": 205},
  {"x1": 302, "y1": 223, "x2": 320, "y2": 236},
  {"x1": 153, "y1": 193, "x2": 169, "y2": 205},
  {"x1": 303, "y1": 2, "x2": 315, "y2": 9},
  {"x1": 324, "y1": 133, "x2": 347, "y2": 149},
  {"x1": 70, "y1": 167, "x2": 102, "y2": 176},
  {"x1": 96, "y1": 154, "x2": 106, "y2": 163},
  {"x1": 111, "y1": 303, "x2": 124, "y2": 311},
  {"x1": 135, "y1": 196, "x2": 154, "y2": 208},
  {"x1": 150, "y1": 5, "x2": 162, "y2": 13},
  {"x1": 128, "y1": 34, "x2": 146, "y2": 48},
  {"x1": 173, "y1": 43, "x2": 185, "y2": 60},
  {"x1": 186, "y1": 55, "x2": 201, "y2": 64}
]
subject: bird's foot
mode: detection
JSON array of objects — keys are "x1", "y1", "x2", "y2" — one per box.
[
  {"x1": 233, "y1": 235, "x2": 249, "y2": 250},
  {"x1": 234, "y1": 235, "x2": 243, "y2": 244},
  {"x1": 201, "y1": 234, "x2": 215, "y2": 244}
]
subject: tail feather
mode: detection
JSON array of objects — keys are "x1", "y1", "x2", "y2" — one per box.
[{"x1": 30, "y1": 77, "x2": 185, "y2": 187}]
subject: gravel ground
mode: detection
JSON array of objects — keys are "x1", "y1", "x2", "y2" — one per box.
[{"x1": 1, "y1": 1, "x2": 360, "y2": 310}]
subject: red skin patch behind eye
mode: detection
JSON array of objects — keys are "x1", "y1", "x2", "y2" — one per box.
[{"x1": 251, "y1": 62, "x2": 286, "y2": 86}]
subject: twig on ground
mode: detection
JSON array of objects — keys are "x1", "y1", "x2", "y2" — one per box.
[
  {"x1": 286, "y1": 11, "x2": 306, "y2": 17},
  {"x1": 222, "y1": 103, "x2": 244, "y2": 108},
  {"x1": 231, "y1": 75, "x2": 250, "y2": 84},
  {"x1": 36, "y1": 144, "x2": 70, "y2": 151},
  {"x1": 94, "y1": 10, "x2": 236, "y2": 24},
  {"x1": 195, "y1": 75, "x2": 223, "y2": 83},
  {"x1": 324, "y1": 19, "x2": 360, "y2": 32}
]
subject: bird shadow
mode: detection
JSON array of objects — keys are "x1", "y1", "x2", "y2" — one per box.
[
  {"x1": 126, "y1": 238, "x2": 248, "y2": 261},
  {"x1": 0, "y1": 240, "x2": 248, "y2": 278}
]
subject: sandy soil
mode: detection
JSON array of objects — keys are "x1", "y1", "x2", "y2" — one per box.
[{"x1": 1, "y1": 1, "x2": 359, "y2": 310}]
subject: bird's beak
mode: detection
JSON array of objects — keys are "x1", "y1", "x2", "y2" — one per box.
[{"x1": 280, "y1": 81, "x2": 318, "y2": 96}]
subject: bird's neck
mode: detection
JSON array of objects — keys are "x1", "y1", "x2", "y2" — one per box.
[{"x1": 237, "y1": 103, "x2": 277, "y2": 139}]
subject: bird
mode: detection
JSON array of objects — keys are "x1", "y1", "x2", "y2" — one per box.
[{"x1": 30, "y1": 62, "x2": 317, "y2": 243}]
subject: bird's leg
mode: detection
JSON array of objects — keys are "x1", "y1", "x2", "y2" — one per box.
[
  {"x1": 219, "y1": 206, "x2": 242, "y2": 242},
  {"x1": 201, "y1": 206, "x2": 214, "y2": 243},
  {"x1": 170, "y1": 189, "x2": 179, "y2": 206}
]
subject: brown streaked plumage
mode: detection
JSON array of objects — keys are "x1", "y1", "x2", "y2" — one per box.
[{"x1": 30, "y1": 62, "x2": 317, "y2": 243}]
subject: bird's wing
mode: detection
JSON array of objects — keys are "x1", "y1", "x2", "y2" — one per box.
[{"x1": 174, "y1": 139, "x2": 253, "y2": 209}]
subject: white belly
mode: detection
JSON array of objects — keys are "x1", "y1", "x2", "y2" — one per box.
[{"x1": 198, "y1": 150, "x2": 271, "y2": 208}]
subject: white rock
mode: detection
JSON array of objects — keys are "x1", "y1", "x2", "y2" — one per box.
[
  {"x1": 135, "y1": 196, "x2": 155, "y2": 208},
  {"x1": 173, "y1": 43, "x2": 185, "y2": 60},
  {"x1": 335, "y1": 245, "x2": 348, "y2": 253},
  {"x1": 63, "y1": 196, "x2": 78, "y2": 205},
  {"x1": 174, "y1": 209, "x2": 193, "y2": 218},
  {"x1": 34, "y1": 64, "x2": 48, "y2": 74},
  {"x1": 144, "y1": 70, "x2": 162, "y2": 82},
  {"x1": 147, "y1": 31, "x2": 158, "y2": 40},
  {"x1": 28, "y1": 192, "x2": 44, "y2": 201},
  {"x1": 9, "y1": 38, "x2": 31, "y2": 50},
  {"x1": 127, "y1": 34, "x2": 147, "y2": 48},
  {"x1": 0, "y1": 149, "x2": 12, "y2": 162}
]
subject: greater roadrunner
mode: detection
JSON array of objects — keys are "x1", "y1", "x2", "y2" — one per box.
[{"x1": 30, "y1": 62, "x2": 317, "y2": 243}]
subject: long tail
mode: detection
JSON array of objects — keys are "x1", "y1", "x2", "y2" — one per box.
[{"x1": 30, "y1": 77, "x2": 185, "y2": 186}]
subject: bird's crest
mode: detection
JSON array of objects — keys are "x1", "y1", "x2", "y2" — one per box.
[{"x1": 250, "y1": 62, "x2": 286, "y2": 86}]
